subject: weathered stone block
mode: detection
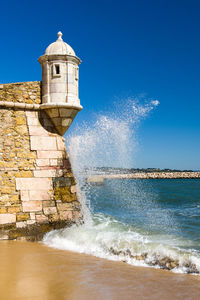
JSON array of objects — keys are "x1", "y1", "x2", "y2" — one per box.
[
  {"x1": 53, "y1": 177, "x2": 71, "y2": 188},
  {"x1": 29, "y1": 126, "x2": 49, "y2": 136},
  {"x1": 27, "y1": 220, "x2": 36, "y2": 225},
  {"x1": 59, "y1": 108, "x2": 73, "y2": 118},
  {"x1": 50, "y1": 159, "x2": 58, "y2": 166},
  {"x1": 7, "y1": 206, "x2": 22, "y2": 213},
  {"x1": 30, "y1": 213, "x2": 36, "y2": 220},
  {"x1": 25, "y1": 111, "x2": 38, "y2": 118},
  {"x1": 20, "y1": 191, "x2": 29, "y2": 201},
  {"x1": 15, "y1": 171, "x2": 33, "y2": 178},
  {"x1": 37, "y1": 150, "x2": 63, "y2": 159},
  {"x1": 36, "y1": 158, "x2": 49, "y2": 167},
  {"x1": 30, "y1": 136, "x2": 57, "y2": 150},
  {"x1": 35, "y1": 214, "x2": 48, "y2": 223},
  {"x1": 47, "y1": 108, "x2": 59, "y2": 118},
  {"x1": 53, "y1": 186, "x2": 76, "y2": 203},
  {"x1": 16, "y1": 178, "x2": 52, "y2": 190},
  {"x1": 29, "y1": 190, "x2": 52, "y2": 201},
  {"x1": 22, "y1": 201, "x2": 42, "y2": 212},
  {"x1": 0, "y1": 214, "x2": 16, "y2": 224},
  {"x1": 57, "y1": 203, "x2": 73, "y2": 211},
  {"x1": 16, "y1": 222, "x2": 26, "y2": 228},
  {"x1": 16, "y1": 212, "x2": 30, "y2": 222},
  {"x1": 27, "y1": 117, "x2": 39, "y2": 126},
  {"x1": 43, "y1": 207, "x2": 57, "y2": 215},
  {"x1": 42, "y1": 200, "x2": 56, "y2": 207},
  {"x1": 56, "y1": 137, "x2": 65, "y2": 150},
  {"x1": 59, "y1": 211, "x2": 73, "y2": 221},
  {"x1": 33, "y1": 169, "x2": 57, "y2": 178}
]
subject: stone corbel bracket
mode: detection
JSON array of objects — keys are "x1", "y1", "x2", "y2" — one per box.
[{"x1": 40, "y1": 103, "x2": 83, "y2": 135}]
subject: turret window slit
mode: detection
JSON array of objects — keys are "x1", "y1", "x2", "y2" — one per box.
[{"x1": 55, "y1": 64, "x2": 60, "y2": 75}]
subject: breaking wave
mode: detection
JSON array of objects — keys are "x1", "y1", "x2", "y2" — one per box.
[
  {"x1": 43, "y1": 214, "x2": 200, "y2": 274},
  {"x1": 43, "y1": 97, "x2": 200, "y2": 275}
]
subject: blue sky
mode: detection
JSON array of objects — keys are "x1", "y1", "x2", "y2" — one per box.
[{"x1": 0, "y1": 0, "x2": 200, "y2": 170}]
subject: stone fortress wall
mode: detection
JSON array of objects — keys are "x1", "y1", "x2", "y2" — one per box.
[{"x1": 0, "y1": 81, "x2": 82, "y2": 240}]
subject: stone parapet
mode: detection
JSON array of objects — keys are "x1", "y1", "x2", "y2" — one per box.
[{"x1": 0, "y1": 81, "x2": 41, "y2": 104}]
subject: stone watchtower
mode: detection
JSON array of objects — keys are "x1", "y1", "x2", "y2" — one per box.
[
  {"x1": 0, "y1": 32, "x2": 82, "y2": 240},
  {"x1": 39, "y1": 31, "x2": 82, "y2": 135}
]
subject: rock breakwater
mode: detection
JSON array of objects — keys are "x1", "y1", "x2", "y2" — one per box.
[{"x1": 87, "y1": 172, "x2": 200, "y2": 184}]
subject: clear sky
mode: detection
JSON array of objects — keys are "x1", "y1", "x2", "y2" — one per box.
[{"x1": 0, "y1": 0, "x2": 200, "y2": 170}]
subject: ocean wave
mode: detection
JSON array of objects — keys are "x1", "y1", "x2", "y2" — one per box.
[{"x1": 43, "y1": 214, "x2": 200, "y2": 275}]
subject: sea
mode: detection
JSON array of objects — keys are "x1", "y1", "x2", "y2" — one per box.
[
  {"x1": 43, "y1": 98, "x2": 200, "y2": 275},
  {"x1": 43, "y1": 178, "x2": 200, "y2": 275}
]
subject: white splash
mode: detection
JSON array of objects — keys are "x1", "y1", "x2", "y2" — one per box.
[
  {"x1": 68, "y1": 97, "x2": 159, "y2": 171},
  {"x1": 66, "y1": 97, "x2": 159, "y2": 223},
  {"x1": 43, "y1": 97, "x2": 200, "y2": 274}
]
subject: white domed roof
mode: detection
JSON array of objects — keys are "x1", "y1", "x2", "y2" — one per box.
[{"x1": 45, "y1": 32, "x2": 76, "y2": 56}]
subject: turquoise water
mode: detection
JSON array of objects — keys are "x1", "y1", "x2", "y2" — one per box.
[
  {"x1": 87, "y1": 179, "x2": 200, "y2": 251},
  {"x1": 44, "y1": 178, "x2": 200, "y2": 274}
]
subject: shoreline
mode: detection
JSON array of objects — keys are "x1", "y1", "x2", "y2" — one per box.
[{"x1": 1, "y1": 241, "x2": 200, "y2": 300}]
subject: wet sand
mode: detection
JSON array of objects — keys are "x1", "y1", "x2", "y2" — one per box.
[{"x1": 0, "y1": 241, "x2": 200, "y2": 300}]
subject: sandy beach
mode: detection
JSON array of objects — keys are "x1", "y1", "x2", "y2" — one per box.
[{"x1": 0, "y1": 241, "x2": 200, "y2": 300}]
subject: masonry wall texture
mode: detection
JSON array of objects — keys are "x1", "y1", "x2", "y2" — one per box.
[{"x1": 0, "y1": 81, "x2": 82, "y2": 241}]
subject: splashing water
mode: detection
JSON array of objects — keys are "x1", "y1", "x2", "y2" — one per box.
[
  {"x1": 68, "y1": 97, "x2": 159, "y2": 171},
  {"x1": 43, "y1": 98, "x2": 200, "y2": 275},
  {"x1": 67, "y1": 97, "x2": 159, "y2": 222}
]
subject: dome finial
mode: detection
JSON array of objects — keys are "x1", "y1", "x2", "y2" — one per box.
[{"x1": 57, "y1": 31, "x2": 63, "y2": 41}]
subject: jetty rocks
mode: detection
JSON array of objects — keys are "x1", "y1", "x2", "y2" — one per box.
[
  {"x1": 103, "y1": 172, "x2": 200, "y2": 179},
  {"x1": 87, "y1": 172, "x2": 200, "y2": 185}
]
